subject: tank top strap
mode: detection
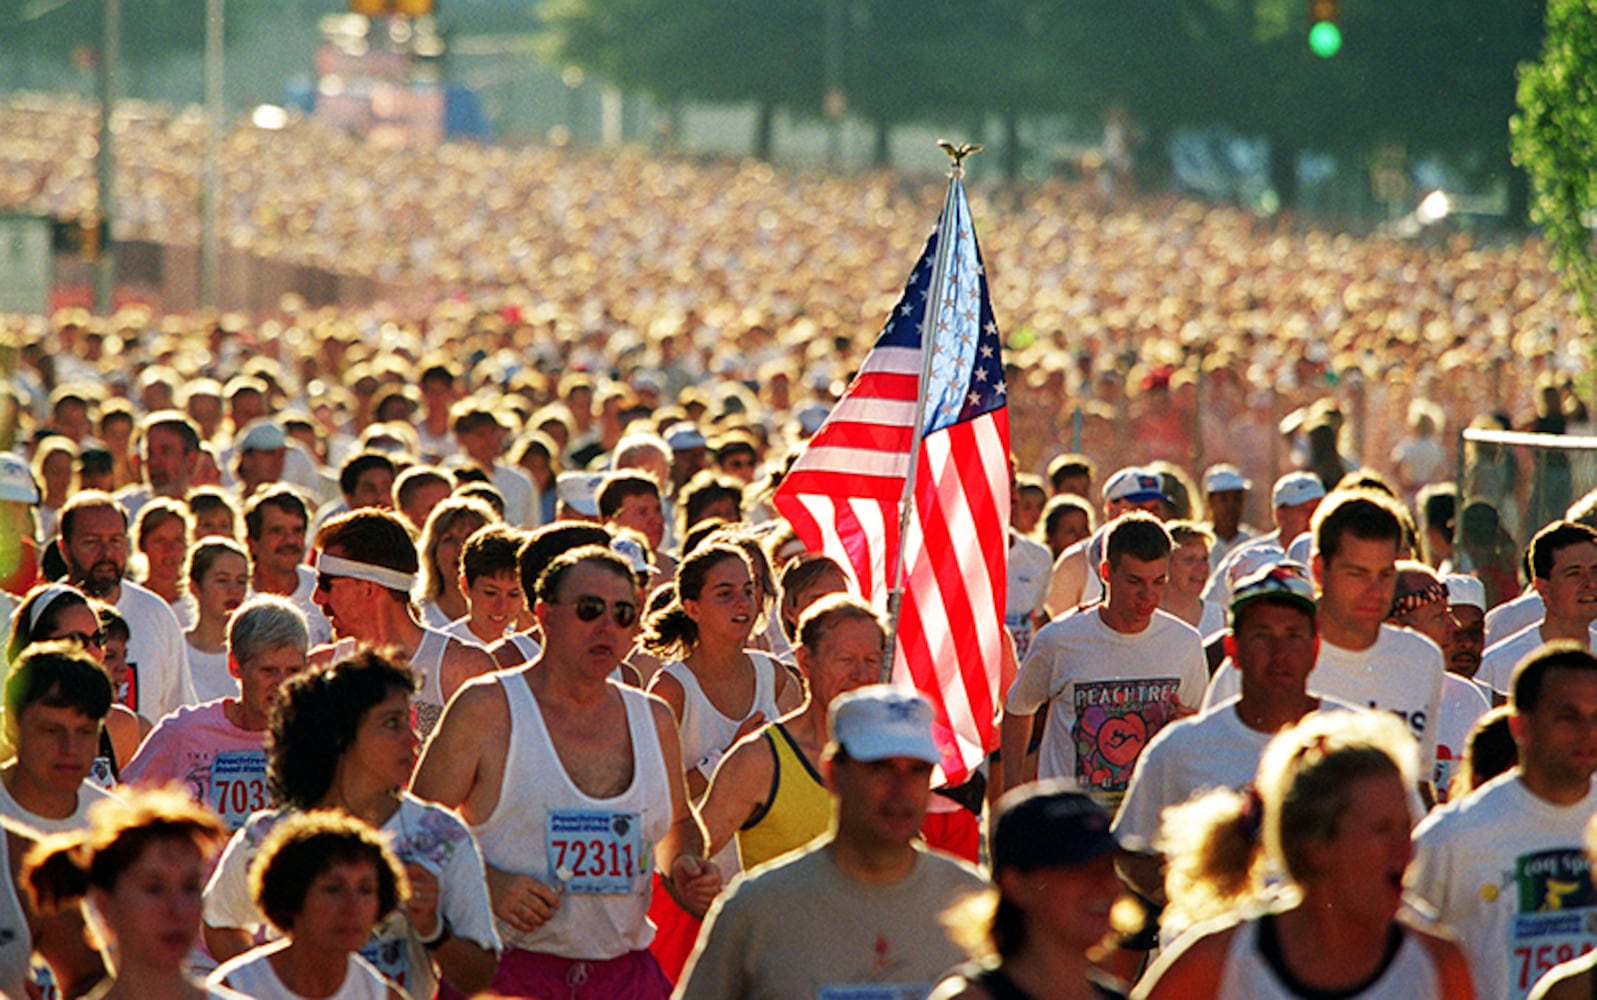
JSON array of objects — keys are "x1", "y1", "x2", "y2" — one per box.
[{"x1": 746, "y1": 649, "x2": 777, "y2": 716}]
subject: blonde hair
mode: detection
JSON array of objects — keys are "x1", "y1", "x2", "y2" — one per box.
[{"x1": 1160, "y1": 711, "x2": 1417, "y2": 929}]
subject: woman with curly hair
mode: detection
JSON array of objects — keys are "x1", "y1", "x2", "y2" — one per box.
[
  {"x1": 209, "y1": 811, "x2": 407, "y2": 1000},
  {"x1": 202, "y1": 650, "x2": 500, "y2": 999}
]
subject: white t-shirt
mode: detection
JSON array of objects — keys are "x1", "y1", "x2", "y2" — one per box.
[
  {"x1": 1006, "y1": 532, "x2": 1053, "y2": 661},
  {"x1": 1044, "y1": 528, "x2": 1108, "y2": 617},
  {"x1": 1113, "y1": 696, "x2": 1360, "y2": 851},
  {"x1": 1434, "y1": 673, "x2": 1492, "y2": 802},
  {"x1": 0, "y1": 778, "x2": 115, "y2": 835},
  {"x1": 186, "y1": 643, "x2": 236, "y2": 704},
  {"x1": 1409, "y1": 773, "x2": 1597, "y2": 1000},
  {"x1": 121, "y1": 699, "x2": 268, "y2": 830},
  {"x1": 1006, "y1": 607, "x2": 1206, "y2": 805},
  {"x1": 211, "y1": 941, "x2": 393, "y2": 1000},
  {"x1": 1479, "y1": 622, "x2": 1597, "y2": 694},
  {"x1": 246, "y1": 566, "x2": 331, "y2": 648},
  {"x1": 491, "y1": 461, "x2": 541, "y2": 530},
  {"x1": 1112, "y1": 697, "x2": 1276, "y2": 851},
  {"x1": 1203, "y1": 624, "x2": 1445, "y2": 773},
  {"x1": 115, "y1": 579, "x2": 198, "y2": 721},
  {"x1": 1485, "y1": 591, "x2": 1543, "y2": 648},
  {"x1": 204, "y1": 794, "x2": 499, "y2": 1000}
]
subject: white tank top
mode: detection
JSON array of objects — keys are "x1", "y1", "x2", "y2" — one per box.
[
  {"x1": 472, "y1": 673, "x2": 671, "y2": 959},
  {"x1": 509, "y1": 632, "x2": 542, "y2": 662},
  {"x1": 1217, "y1": 914, "x2": 1442, "y2": 999},
  {"x1": 213, "y1": 943, "x2": 391, "y2": 1000},
  {"x1": 0, "y1": 829, "x2": 33, "y2": 1000},
  {"x1": 409, "y1": 627, "x2": 450, "y2": 738},
  {"x1": 660, "y1": 650, "x2": 780, "y2": 778}
]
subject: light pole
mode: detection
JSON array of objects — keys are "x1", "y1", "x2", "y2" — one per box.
[
  {"x1": 201, "y1": 0, "x2": 224, "y2": 308},
  {"x1": 94, "y1": 0, "x2": 120, "y2": 314}
]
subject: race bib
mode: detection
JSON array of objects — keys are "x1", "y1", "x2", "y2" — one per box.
[
  {"x1": 209, "y1": 751, "x2": 269, "y2": 829},
  {"x1": 547, "y1": 809, "x2": 648, "y2": 894},
  {"x1": 1509, "y1": 847, "x2": 1597, "y2": 998}
]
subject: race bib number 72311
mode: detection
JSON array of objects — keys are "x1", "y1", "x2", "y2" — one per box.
[{"x1": 547, "y1": 809, "x2": 648, "y2": 894}]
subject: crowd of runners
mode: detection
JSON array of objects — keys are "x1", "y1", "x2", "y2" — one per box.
[{"x1": 0, "y1": 92, "x2": 1596, "y2": 999}]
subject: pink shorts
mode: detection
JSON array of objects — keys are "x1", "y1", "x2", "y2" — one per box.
[{"x1": 488, "y1": 946, "x2": 672, "y2": 1000}]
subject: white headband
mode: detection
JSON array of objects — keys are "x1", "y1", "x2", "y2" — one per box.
[
  {"x1": 315, "y1": 552, "x2": 418, "y2": 593},
  {"x1": 27, "y1": 583, "x2": 81, "y2": 633}
]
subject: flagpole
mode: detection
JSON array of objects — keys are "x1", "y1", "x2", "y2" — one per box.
[{"x1": 882, "y1": 141, "x2": 981, "y2": 683}]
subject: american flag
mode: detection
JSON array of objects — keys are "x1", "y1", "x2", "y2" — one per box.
[{"x1": 772, "y1": 177, "x2": 1009, "y2": 784}]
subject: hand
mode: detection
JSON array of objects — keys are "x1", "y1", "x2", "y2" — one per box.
[
  {"x1": 665, "y1": 854, "x2": 722, "y2": 919},
  {"x1": 485, "y1": 868, "x2": 561, "y2": 933},
  {"x1": 403, "y1": 863, "x2": 442, "y2": 940}
]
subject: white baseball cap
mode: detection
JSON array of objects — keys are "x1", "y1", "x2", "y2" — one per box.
[
  {"x1": 555, "y1": 472, "x2": 605, "y2": 518},
  {"x1": 0, "y1": 453, "x2": 39, "y2": 504},
  {"x1": 1272, "y1": 472, "x2": 1326, "y2": 508},
  {"x1": 1103, "y1": 466, "x2": 1170, "y2": 506},
  {"x1": 830, "y1": 685, "x2": 941, "y2": 765},
  {"x1": 1443, "y1": 573, "x2": 1487, "y2": 612},
  {"x1": 1203, "y1": 463, "x2": 1251, "y2": 494}
]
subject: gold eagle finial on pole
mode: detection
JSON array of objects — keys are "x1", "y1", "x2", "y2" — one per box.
[{"x1": 936, "y1": 140, "x2": 983, "y2": 176}]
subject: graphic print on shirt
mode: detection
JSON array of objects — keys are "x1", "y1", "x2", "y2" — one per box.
[
  {"x1": 1072, "y1": 677, "x2": 1183, "y2": 796},
  {"x1": 1509, "y1": 847, "x2": 1597, "y2": 996}
]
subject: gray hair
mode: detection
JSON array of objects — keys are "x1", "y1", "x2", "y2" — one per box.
[
  {"x1": 228, "y1": 595, "x2": 309, "y2": 666},
  {"x1": 611, "y1": 433, "x2": 672, "y2": 469}
]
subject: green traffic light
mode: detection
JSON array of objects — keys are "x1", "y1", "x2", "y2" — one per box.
[{"x1": 1308, "y1": 21, "x2": 1342, "y2": 58}]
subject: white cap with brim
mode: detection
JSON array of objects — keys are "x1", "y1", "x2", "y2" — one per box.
[
  {"x1": 664, "y1": 422, "x2": 707, "y2": 451},
  {"x1": 1102, "y1": 466, "x2": 1170, "y2": 505},
  {"x1": 0, "y1": 453, "x2": 39, "y2": 504},
  {"x1": 1443, "y1": 573, "x2": 1487, "y2": 612},
  {"x1": 1272, "y1": 472, "x2": 1326, "y2": 508},
  {"x1": 555, "y1": 472, "x2": 605, "y2": 517},
  {"x1": 1203, "y1": 463, "x2": 1251, "y2": 494},
  {"x1": 830, "y1": 685, "x2": 941, "y2": 765},
  {"x1": 237, "y1": 420, "x2": 287, "y2": 452}
]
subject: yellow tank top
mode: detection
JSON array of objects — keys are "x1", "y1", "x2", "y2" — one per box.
[{"x1": 735, "y1": 723, "x2": 832, "y2": 870}]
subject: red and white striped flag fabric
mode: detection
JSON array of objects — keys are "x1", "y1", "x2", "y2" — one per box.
[{"x1": 772, "y1": 177, "x2": 1009, "y2": 784}]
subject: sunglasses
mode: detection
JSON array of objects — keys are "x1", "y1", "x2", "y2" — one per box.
[
  {"x1": 57, "y1": 630, "x2": 108, "y2": 648},
  {"x1": 560, "y1": 595, "x2": 639, "y2": 628},
  {"x1": 316, "y1": 573, "x2": 345, "y2": 593}
]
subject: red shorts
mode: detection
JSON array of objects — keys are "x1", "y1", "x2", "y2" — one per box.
[
  {"x1": 646, "y1": 869, "x2": 702, "y2": 983},
  {"x1": 488, "y1": 946, "x2": 672, "y2": 1000}
]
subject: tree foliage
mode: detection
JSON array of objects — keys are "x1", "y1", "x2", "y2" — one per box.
[
  {"x1": 1512, "y1": 0, "x2": 1597, "y2": 318},
  {"x1": 541, "y1": 0, "x2": 1543, "y2": 203}
]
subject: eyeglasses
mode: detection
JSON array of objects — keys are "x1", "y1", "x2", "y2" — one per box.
[
  {"x1": 56, "y1": 630, "x2": 108, "y2": 648},
  {"x1": 558, "y1": 595, "x2": 639, "y2": 628},
  {"x1": 316, "y1": 573, "x2": 343, "y2": 593}
]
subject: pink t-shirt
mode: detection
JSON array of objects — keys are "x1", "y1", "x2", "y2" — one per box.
[{"x1": 122, "y1": 699, "x2": 270, "y2": 830}]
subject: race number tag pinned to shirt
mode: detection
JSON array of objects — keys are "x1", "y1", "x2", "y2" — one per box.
[
  {"x1": 209, "y1": 751, "x2": 269, "y2": 829},
  {"x1": 547, "y1": 809, "x2": 647, "y2": 895}
]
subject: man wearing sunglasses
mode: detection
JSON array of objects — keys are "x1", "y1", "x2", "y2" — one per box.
[
  {"x1": 308, "y1": 508, "x2": 495, "y2": 739},
  {"x1": 414, "y1": 545, "x2": 719, "y2": 1000}
]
